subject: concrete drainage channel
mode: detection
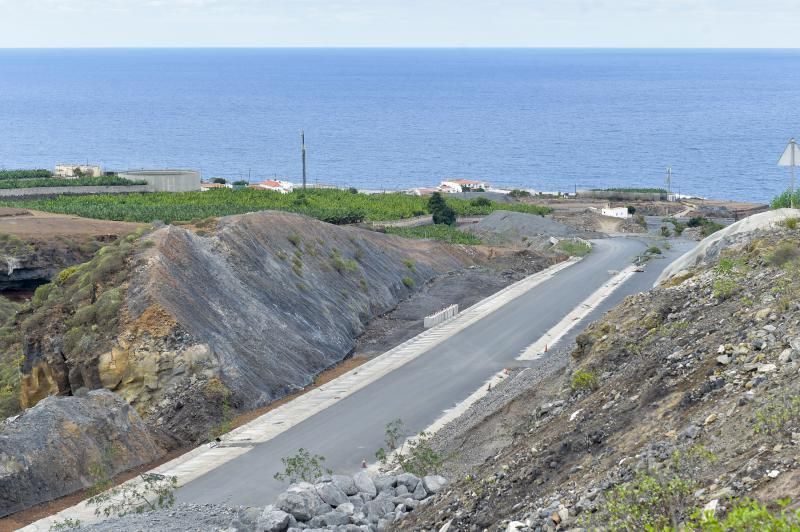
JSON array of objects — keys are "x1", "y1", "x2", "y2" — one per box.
[{"x1": 25, "y1": 257, "x2": 582, "y2": 530}]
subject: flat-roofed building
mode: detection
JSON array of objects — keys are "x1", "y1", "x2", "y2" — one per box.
[{"x1": 117, "y1": 169, "x2": 201, "y2": 192}]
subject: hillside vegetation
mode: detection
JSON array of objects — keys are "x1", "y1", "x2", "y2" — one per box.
[
  {"x1": 1, "y1": 188, "x2": 551, "y2": 224},
  {"x1": 406, "y1": 222, "x2": 800, "y2": 530}
]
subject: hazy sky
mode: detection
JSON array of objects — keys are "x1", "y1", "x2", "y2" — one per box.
[{"x1": 1, "y1": 0, "x2": 798, "y2": 48}]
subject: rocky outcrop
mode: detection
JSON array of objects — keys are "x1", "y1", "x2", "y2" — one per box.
[
  {"x1": 19, "y1": 211, "x2": 473, "y2": 445},
  {"x1": 0, "y1": 390, "x2": 163, "y2": 517},
  {"x1": 657, "y1": 207, "x2": 800, "y2": 284}
]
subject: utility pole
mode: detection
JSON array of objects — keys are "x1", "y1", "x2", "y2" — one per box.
[
  {"x1": 665, "y1": 166, "x2": 672, "y2": 197},
  {"x1": 301, "y1": 130, "x2": 307, "y2": 190}
]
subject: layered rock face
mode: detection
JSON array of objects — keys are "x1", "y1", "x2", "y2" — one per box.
[
  {"x1": 0, "y1": 390, "x2": 163, "y2": 517},
  {"x1": 19, "y1": 212, "x2": 472, "y2": 445}
]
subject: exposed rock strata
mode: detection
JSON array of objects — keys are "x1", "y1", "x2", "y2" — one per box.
[{"x1": 0, "y1": 390, "x2": 163, "y2": 518}]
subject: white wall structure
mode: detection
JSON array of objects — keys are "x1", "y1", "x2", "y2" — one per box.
[
  {"x1": 439, "y1": 179, "x2": 489, "y2": 193},
  {"x1": 54, "y1": 164, "x2": 103, "y2": 178},
  {"x1": 118, "y1": 169, "x2": 201, "y2": 192},
  {"x1": 601, "y1": 206, "x2": 630, "y2": 219},
  {"x1": 424, "y1": 304, "x2": 459, "y2": 328}
]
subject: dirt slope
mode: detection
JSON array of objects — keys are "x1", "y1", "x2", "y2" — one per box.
[
  {"x1": 19, "y1": 211, "x2": 475, "y2": 446},
  {"x1": 404, "y1": 223, "x2": 800, "y2": 530}
]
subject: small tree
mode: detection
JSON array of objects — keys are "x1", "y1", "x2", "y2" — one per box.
[
  {"x1": 211, "y1": 177, "x2": 227, "y2": 184},
  {"x1": 375, "y1": 419, "x2": 444, "y2": 476},
  {"x1": 428, "y1": 192, "x2": 456, "y2": 225},
  {"x1": 274, "y1": 448, "x2": 331, "y2": 484}
]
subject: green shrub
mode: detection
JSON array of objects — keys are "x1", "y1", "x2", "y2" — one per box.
[
  {"x1": 386, "y1": 225, "x2": 481, "y2": 245},
  {"x1": 690, "y1": 498, "x2": 800, "y2": 531},
  {"x1": 403, "y1": 259, "x2": 416, "y2": 271},
  {"x1": 287, "y1": 233, "x2": 302, "y2": 247},
  {"x1": 402, "y1": 276, "x2": 415, "y2": 288},
  {"x1": 768, "y1": 242, "x2": 800, "y2": 267},
  {"x1": 785, "y1": 217, "x2": 799, "y2": 230},
  {"x1": 571, "y1": 369, "x2": 598, "y2": 391},
  {"x1": 646, "y1": 246, "x2": 662, "y2": 255},
  {"x1": 470, "y1": 197, "x2": 492, "y2": 207},
  {"x1": 772, "y1": 189, "x2": 800, "y2": 209},
  {"x1": 274, "y1": 448, "x2": 331, "y2": 484},
  {"x1": 375, "y1": 419, "x2": 445, "y2": 477},
  {"x1": 557, "y1": 240, "x2": 592, "y2": 257},
  {"x1": 661, "y1": 226, "x2": 672, "y2": 237}
]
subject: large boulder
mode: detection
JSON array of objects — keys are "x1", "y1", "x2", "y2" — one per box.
[
  {"x1": 372, "y1": 474, "x2": 396, "y2": 493},
  {"x1": 275, "y1": 484, "x2": 332, "y2": 522},
  {"x1": 0, "y1": 390, "x2": 163, "y2": 518},
  {"x1": 308, "y1": 510, "x2": 350, "y2": 528},
  {"x1": 422, "y1": 475, "x2": 448, "y2": 494},
  {"x1": 353, "y1": 471, "x2": 377, "y2": 498},
  {"x1": 395, "y1": 472, "x2": 420, "y2": 492},
  {"x1": 331, "y1": 474, "x2": 358, "y2": 496},
  {"x1": 315, "y1": 481, "x2": 349, "y2": 507},
  {"x1": 256, "y1": 506, "x2": 292, "y2": 532}
]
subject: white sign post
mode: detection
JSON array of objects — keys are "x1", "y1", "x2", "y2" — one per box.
[{"x1": 778, "y1": 138, "x2": 800, "y2": 208}]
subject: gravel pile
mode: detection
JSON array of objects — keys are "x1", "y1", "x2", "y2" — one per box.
[
  {"x1": 77, "y1": 503, "x2": 241, "y2": 531},
  {"x1": 464, "y1": 211, "x2": 600, "y2": 249}
]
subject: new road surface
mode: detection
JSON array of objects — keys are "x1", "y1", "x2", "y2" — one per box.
[{"x1": 176, "y1": 236, "x2": 694, "y2": 507}]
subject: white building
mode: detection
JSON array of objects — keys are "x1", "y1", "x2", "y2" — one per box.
[
  {"x1": 253, "y1": 179, "x2": 294, "y2": 194},
  {"x1": 601, "y1": 206, "x2": 630, "y2": 219},
  {"x1": 439, "y1": 179, "x2": 490, "y2": 193},
  {"x1": 200, "y1": 182, "x2": 232, "y2": 191},
  {"x1": 54, "y1": 164, "x2": 103, "y2": 178}
]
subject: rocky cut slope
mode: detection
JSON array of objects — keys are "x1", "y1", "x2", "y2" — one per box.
[
  {"x1": 404, "y1": 215, "x2": 800, "y2": 530},
  {"x1": 18, "y1": 211, "x2": 474, "y2": 446}
]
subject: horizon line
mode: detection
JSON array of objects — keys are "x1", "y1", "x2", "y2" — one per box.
[{"x1": 0, "y1": 45, "x2": 799, "y2": 51}]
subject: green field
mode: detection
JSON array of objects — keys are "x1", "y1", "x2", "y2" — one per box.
[
  {"x1": 1, "y1": 188, "x2": 552, "y2": 224},
  {"x1": 0, "y1": 176, "x2": 145, "y2": 189},
  {"x1": 0, "y1": 168, "x2": 145, "y2": 189},
  {"x1": 385, "y1": 224, "x2": 483, "y2": 245}
]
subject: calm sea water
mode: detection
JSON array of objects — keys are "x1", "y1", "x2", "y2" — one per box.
[{"x1": 1, "y1": 48, "x2": 799, "y2": 202}]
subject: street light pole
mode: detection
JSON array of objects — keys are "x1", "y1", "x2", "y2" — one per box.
[{"x1": 301, "y1": 130, "x2": 307, "y2": 190}]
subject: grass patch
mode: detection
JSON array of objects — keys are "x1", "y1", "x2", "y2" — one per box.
[
  {"x1": 557, "y1": 239, "x2": 592, "y2": 257},
  {"x1": 386, "y1": 225, "x2": 482, "y2": 245}
]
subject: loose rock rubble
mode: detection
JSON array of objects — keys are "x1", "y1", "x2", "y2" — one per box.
[{"x1": 78, "y1": 471, "x2": 448, "y2": 531}]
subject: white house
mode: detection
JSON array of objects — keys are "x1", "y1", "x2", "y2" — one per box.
[
  {"x1": 601, "y1": 206, "x2": 630, "y2": 219},
  {"x1": 54, "y1": 164, "x2": 103, "y2": 178},
  {"x1": 200, "y1": 182, "x2": 232, "y2": 191},
  {"x1": 439, "y1": 179, "x2": 490, "y2": 193},
  {"x1": 254, "y1": 179, "x2": 294, "y2": 194}
]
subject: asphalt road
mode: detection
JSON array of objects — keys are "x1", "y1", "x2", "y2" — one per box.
[{"x1": 178, "y1": 236, "x2": 694, "y2": 506}]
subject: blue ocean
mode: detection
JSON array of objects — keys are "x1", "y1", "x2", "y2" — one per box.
[{"x1": 1, "y1": 48, "x2": 798, "y2": 202}]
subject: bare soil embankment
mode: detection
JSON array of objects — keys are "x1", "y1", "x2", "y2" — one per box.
[
  {"x1": 404, "y1": 215, "x2": 800, "y2": 531},
  {"x1": 2, "y1": 210, "x2": 568, "y2": 520}
]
